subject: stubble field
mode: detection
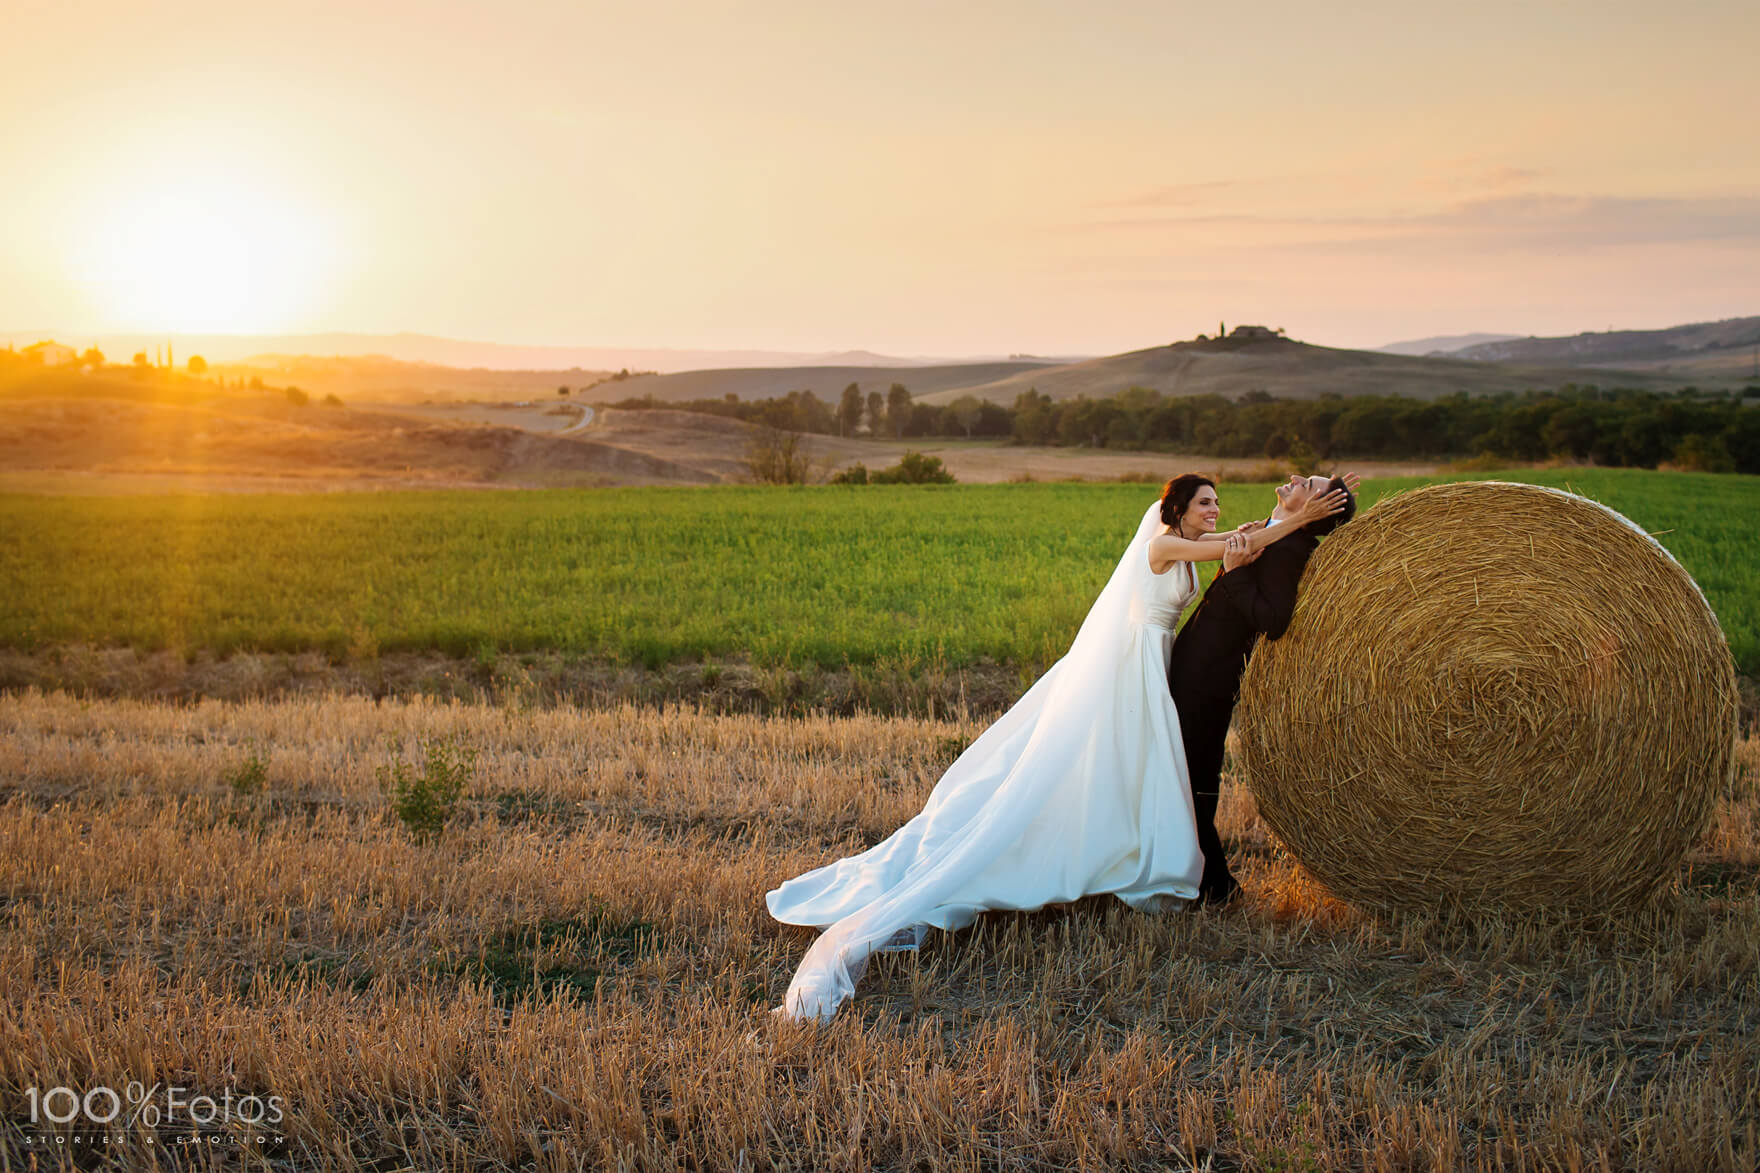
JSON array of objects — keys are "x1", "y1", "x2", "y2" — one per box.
[{"x1": 2, "y1": 691, "x2": 1756, "y2": 1170}]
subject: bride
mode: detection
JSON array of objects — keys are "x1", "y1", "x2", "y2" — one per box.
[{"x1": 767, "y1": 473, "x2": 1349, "y2": 1022}]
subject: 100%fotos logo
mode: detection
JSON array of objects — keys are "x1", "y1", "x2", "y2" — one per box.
[{"x1": 26, "y1": 1083, "x2": 286, "y2": 1129}]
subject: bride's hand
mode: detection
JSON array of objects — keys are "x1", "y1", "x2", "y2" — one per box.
[
  {"x1": 1233, "y1": 521, "x2": 1264, "y2": 535},
  {"x1": 1296, "y1": 488, "x2": 1348, "y2": 525},
  {"x1": 1340, "y1": 472, "x2": 1362, "y2": 492},
  {"x1": 1222, "y1": 533, "x2": 1260, "y2": 571}
]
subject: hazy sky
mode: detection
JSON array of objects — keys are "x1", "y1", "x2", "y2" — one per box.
[{"x1": 5, "y1": 0, "x2": 1756, "y2": 355}]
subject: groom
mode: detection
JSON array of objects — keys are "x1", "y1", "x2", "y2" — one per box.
[{"x1": 1167, "y1": 472, "x2": 1357, "y2": 906}]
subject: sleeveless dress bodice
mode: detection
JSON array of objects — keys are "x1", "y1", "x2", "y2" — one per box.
[{"x1": 1139, "y1": 558, "x2": 1201, "y2": 631}]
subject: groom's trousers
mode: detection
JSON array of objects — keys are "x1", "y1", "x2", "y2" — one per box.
[{"x1": 1173, "y1": 690, "x2": 1238, "y2": 901}]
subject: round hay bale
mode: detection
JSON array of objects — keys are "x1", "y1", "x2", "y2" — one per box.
[{"x1": 1236, "y1": 481, "x2": 1738, "y2": 914}]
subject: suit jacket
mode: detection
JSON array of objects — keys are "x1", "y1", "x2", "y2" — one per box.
[{"x1": 1168, "y1": 525, "x2": 1318, "y2": 705}]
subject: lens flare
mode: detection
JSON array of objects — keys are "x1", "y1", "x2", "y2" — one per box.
[{"x1": 72, "y1": 169, "x2": 339, "y2": 333}]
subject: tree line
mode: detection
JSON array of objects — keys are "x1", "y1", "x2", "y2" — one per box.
[
  {"x1": 599, "y1": 382, "x2": 1760, "y2": 474},
  {"x1": 599, "y1": 383, "x2": 1011, "y2": 441}
]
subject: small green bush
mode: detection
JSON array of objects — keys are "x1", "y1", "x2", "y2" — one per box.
[
  {"x1": 829, "y1": 462, "x2": 869, "y2": 485},
  {"x1": 378, "y1": 738, "x2": 476, "y2": 841},
  {"x1": 872, "y1": 451, "x2": 955, "y2": 483},
  {"x1": 833, "y1": 453, "x2": 953, "y2": 484},
  {"x1": 224, "y1": 747, "x2": 268, "y2": 795}
]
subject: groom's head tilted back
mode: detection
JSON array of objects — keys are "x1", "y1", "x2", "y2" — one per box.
[{"x1": 1272, "y1": 473, "x2": 1357, "y2": 535}]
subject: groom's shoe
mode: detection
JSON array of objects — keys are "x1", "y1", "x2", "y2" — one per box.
[{"x1": 1197, "y1": 877, "x2": 1241, "y2": 909}]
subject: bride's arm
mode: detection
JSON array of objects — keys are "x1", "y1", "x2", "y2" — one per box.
[
  {"x1": 1151, "y1": 488, "x2": 1346, "y2": 568},
  {"x1": 1231, "y1": 472, "x2": 1360, "y2": 553},
  {"x1": 1147, "y1": 473, "x2": 1360, "y2": 572},
  {"x1": 1236, "y1": 488, "x2": 1349, "y2": 554},
  {"x1": 1146, "y1": 529, "x2": 1227, "y2": 571}
]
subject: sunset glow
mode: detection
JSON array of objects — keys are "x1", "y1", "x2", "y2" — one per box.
[
  {"x1": 3, "y1": 1, "x2": 1756, "y2": 353},
  {"x1": 71, "y1": 172, "x2": 339, "y2": 334}
]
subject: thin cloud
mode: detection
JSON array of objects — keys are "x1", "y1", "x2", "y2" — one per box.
[
  {"x1": 1063, "y1": 191, "x2": 1760, "y2": 252},
  {"x1": 1097, "y1": 168, "x2": 1394, "y2": 214},
  {"x1": 1426, "y1": 192, "x2": 1760, "y2": 245},
  {"x1": 1417, "y1": 160, "x2": 1545, "y2": 194},
  {"x1": 1481, "y1": 165, "x2": 1540, "y2": 189},
  {"x1": 1096, "y1": 180, "x2": 1247, "y2": 209}
]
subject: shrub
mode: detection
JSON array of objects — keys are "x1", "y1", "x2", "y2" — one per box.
[
  {"x1": 285, "y1": 386, "x2": 310, "y2": 407},
  {"x1": 829, "y1": 462, "x2": 869, "y2": 485},
  {"x1": 871, "y1": 451, "x2": 956, "y2": 484},
  {"x1": 1668, "y1": 434, "x2": 1735, "y2": 473},
  {"x1": 744, "y1": 427, "x2": 814, "y2": 484},
  {"x1": 378, "y1": 738, "x2": 476, "y2": 841},
  {"x1": 1723, "y1": 411, "x2": 1760, "y2": 474},
  {"x1": 224, "y1": 747, "x2": 268, "y2": 795}
]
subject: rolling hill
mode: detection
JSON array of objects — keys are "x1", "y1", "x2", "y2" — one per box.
[
  {"x1": 0, "y1": 370, "x2": 711, "y2": 490},
  {"x1": 592, "y1": 324, "x2": 1751, "y2": 409},
  {"x1": 1451, "y1": 315, "x2": 1760, "y2": 365},
  {"x1": 1376, "y1": 332, "x2": 1522, "y2": 356},
  {"x1": 914, "y1": 331, "x2": 1709, "y2": 407}
]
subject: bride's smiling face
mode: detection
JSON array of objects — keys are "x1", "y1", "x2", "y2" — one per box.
[{"x1": 1185, "y1": 485, "x2": 1221, "y2": 533}]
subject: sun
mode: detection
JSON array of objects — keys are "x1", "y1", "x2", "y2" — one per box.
[{"x1": 74, "y1": 170, "x2": 340, "y2": 334}]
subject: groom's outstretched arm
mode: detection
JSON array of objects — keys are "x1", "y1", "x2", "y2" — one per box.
[{"x1": 1206, "y1": 539, "x2": 1309, "y2": 639}]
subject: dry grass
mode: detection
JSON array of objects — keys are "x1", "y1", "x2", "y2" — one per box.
[
  {"x1": 1, "y1": 691, "x2": 1756, "y2": 1170},
  {"x1": 0, "y1": 395, "x2": 706, "y2": 492}
]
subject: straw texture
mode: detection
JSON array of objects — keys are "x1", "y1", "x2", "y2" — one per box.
[{"x1": 1236, "y1": 481, "x2": 1738, "y2": 914}]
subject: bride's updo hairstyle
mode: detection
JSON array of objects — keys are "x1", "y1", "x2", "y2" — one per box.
[{"x1": 1159, "y1": 474, "x2": 1216, "y2": 532}]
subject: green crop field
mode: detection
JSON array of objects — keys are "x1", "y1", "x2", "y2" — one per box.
[{"x1": 2, "y1": 469, "x2": 1757, "y2": 675}]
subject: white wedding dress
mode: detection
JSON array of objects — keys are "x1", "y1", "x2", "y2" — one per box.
[{"x1": 768, "y1": 501, "x2": 1206, "y2": 1021}]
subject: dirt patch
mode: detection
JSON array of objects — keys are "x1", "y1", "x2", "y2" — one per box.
[
  {"x1": 5, "y1": 644, "x2": 1753, "y2": 729},
  {"x1": 584, "y1": 408, "x2": 1442, "y2": 484},
  {"x1": 0, "y1": 646, "x2": 1031, "y2": 719},
  {"x1": 903, "y1": 443, "x2": 1439, "y2": 483},
  {"x1": 360, "y1": 400, "x2": 588, "y2": 434}
]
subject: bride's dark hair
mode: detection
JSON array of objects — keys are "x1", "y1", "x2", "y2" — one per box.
[{"x1": 1159, "y1": 473, "x2": 1216, "y2": 532}]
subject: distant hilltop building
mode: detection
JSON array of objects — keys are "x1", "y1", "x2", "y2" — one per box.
[
  {"x1": 22, "y1": 340, "x2": 77, "y2": 366},
  {"x1": 1183, "y1": 324, "x2": 1287, "y2": 347}
]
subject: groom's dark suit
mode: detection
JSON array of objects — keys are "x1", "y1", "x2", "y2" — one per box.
[{"x1": 1167, "y1": 523, "x2": 1319, "y2": 903}]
